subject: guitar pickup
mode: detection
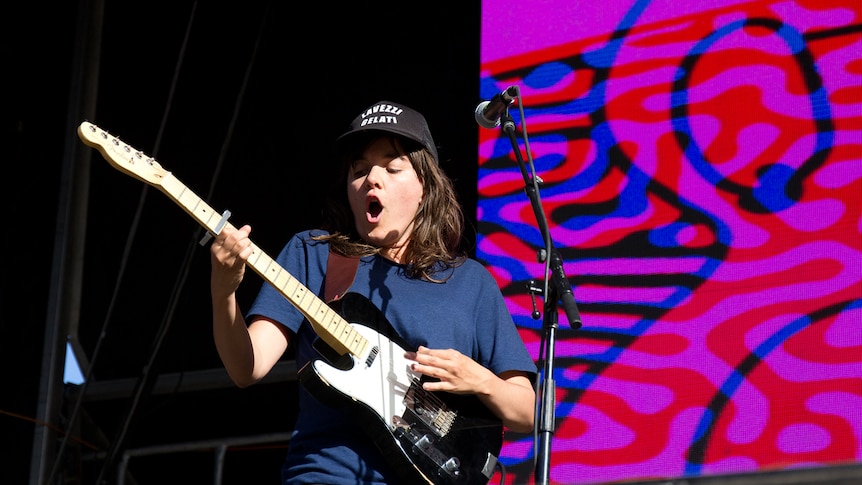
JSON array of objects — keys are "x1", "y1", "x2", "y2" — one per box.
[{"x1": 393, "y1": 423, "x2": 461, "y2": 479}]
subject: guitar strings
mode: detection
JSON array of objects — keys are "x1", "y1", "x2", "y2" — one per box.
[{"x1": 409, "y1": 378, "x2": 456, "y2": 434}]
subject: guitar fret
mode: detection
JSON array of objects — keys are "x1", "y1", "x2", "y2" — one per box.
[
  {"x1": 325, "y1": 311, "x2": 366, "y2": 356},
  {"x1": 195, "y1": 201, "x2": 223, "y2": 232},
  {"x1": 348, "y1": 331, "x2": 367, "y2": 356},
  {"x1": 246, "y1": 244, "x2": 259, "y2": 266},
  {"x1": 162, "y1": 176, "x2": 189, "y2": 210},
  {"x1": 177, "y1": 188, "x2": 202, "y2": 218},
  {"x1": 305, "y1": 297, "x2": 327, "y2": 322},
  {"x1": 293, "y1": 286, "x2": 315, "y2": 311},
  {"x1": 161, "y1": 176, "x2": 220, "y2": 234},
  {"x1": 276, "y1": 271, "x2": 298, "y2": 299},
  {"x1": 327, "y1": 315, "x2": 351, "y2": 339}
]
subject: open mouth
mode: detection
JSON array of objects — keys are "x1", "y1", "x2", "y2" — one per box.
[{"x1": 367, "y1": 198, "x2": 383, "y2": 222}]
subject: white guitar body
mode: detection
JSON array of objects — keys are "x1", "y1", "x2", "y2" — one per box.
[{"x1": 310, "y1": 322, "x2": 416, "y2": 425}]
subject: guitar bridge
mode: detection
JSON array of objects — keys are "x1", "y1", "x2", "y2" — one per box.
[{"x1": 403, "y1": 378, "x2": 455, "y2": 436}]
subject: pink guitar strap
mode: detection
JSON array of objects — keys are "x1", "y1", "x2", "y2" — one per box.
[{"x1": 324, "y1": 251, "x2": 360, "y2": 302}]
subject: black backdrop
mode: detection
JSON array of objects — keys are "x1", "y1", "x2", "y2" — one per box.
[
  {"x1": 4, "y1": 1, "x2": 480, "y2": 483},
  {"x1": 7, "y1": 3, "x2": 862, "y2": 485}
]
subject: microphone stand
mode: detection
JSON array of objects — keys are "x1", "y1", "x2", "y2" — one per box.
[{"x1": 497, "y1": 109, "x2": 582, "y2": 485}]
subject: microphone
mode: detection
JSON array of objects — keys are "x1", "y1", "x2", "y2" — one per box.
[{"x1": 474, "y1": 86, "x2": 518, "y2": 129}]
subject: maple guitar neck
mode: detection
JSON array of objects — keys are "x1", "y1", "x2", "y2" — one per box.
[{"x1": 76, "y1": 121, "x2": 365, "y2": 359}]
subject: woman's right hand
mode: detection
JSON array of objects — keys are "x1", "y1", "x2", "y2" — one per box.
[{"x1": 210, "y1": 224, "x2": 254, "y2": 298}]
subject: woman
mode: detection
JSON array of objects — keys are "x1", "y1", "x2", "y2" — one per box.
[{"x1": 210, "y1": 100, "x2": 537, "y2": 484}]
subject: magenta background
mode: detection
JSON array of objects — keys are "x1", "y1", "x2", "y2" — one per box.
[{"x1": 476, "y1": 1, "x2": 862, "y2": 484}]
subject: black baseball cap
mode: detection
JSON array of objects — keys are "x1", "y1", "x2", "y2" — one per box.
[{"x1": 336, "y1": 100, "x2": 439, "y2": 162}]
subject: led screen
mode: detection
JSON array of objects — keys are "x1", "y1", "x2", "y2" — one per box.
[{"x1": 477, "y1": 1, "x2": 862, "y2": 483}]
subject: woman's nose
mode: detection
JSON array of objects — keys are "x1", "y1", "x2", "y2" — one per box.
[{"x1": 365, "y1": 165, "x2": 383, "y2": 187}]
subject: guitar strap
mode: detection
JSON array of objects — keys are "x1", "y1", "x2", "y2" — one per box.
[{"x1": 324, "y1": 251, "x2": 360, "y2": 302}]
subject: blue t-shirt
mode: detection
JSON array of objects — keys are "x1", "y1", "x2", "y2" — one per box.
[{"x1": 247, "y1": 229, "x2": 537, "y2": 485}]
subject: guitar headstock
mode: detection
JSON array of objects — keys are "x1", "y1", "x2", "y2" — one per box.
[{"x1": 78, "y1": 121, "x2": 169, "y2": 187}]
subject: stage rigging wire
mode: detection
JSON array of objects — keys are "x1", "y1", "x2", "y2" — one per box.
[{"x1": 46, "y1": 1, "x2": 274, "y2": 483}]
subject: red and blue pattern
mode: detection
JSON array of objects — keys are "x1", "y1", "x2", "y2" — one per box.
[{"x1": 477, "y1": 1, "x2": 862, "y2": 483}]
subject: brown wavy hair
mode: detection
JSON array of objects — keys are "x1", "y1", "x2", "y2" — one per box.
[{"x1": 313, "y1": 132, "x2": 465, "y2": 282}]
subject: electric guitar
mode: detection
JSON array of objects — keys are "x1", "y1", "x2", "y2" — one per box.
[{"x1": 77, "y1": 121, "x2": 503, "y2": 485}]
